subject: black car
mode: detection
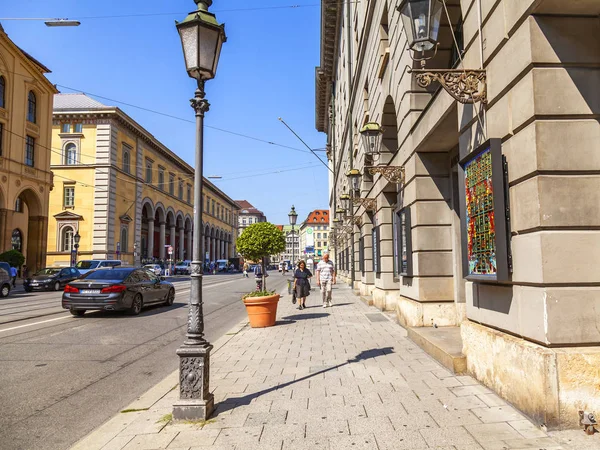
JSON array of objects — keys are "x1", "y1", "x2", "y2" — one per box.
[
  {"x1": 25, "y1": 267, "x2": 81, "y2": 292},
  {"x1": 0, "y1": 263, "x2": 11, "y2": 297},
  {"x1": 62, "y1": 267, "x2": 175, "y2": 317}
]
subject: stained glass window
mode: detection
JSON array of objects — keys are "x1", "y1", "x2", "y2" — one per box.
[{"x1": 464, "y1": 148, "x2": 496, "y2": 276}]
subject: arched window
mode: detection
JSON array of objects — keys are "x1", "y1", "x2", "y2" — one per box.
[
  {"x1": 65, "y1": 143, "x2": 77, "y2": 165},
  {"x1": 15, "y1": 197, "x2": 22, "y2": 213},
  {"x1": 120, "y1": 228, "x2": 128, "y2": 253},
  {"x1": 27, "y1": 91, "x2": 37, "y2": 123},
  {"x1": 62, "y1": 226, "x2": 74, "y2": 252},
  {"x1": 123, "y1": 150, "x2": 130, "y2": 173},
  {"x1": 11, "y1": 229, "x2": 22, "y2": 252},
  {"x1": 0, "y1": 76, "x2": 5, "y2": 109}
]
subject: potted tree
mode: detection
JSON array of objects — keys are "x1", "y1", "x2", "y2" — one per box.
[{"x1": 236, "y1": 222, "x2": 286, "y2": 328}]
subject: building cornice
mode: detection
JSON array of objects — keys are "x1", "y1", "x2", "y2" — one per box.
[{"x1": 315, "y1": 0, "x2": 343, "y2": 133}]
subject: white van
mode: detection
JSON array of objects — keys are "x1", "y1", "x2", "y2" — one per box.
[
  {"x1": 216, "y1": 260, "x2": 229, "y2": 272},
  {"x1": 75, "y1": 260, "x2": 122, "y2": 276}
]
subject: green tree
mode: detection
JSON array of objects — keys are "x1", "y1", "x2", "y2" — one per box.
[
  {"x1": 0, "y1": 250, "x2": 25, "y2": 269},
  {"x1": 236, "y1": 222, "x2": 286, "y2": 291}
]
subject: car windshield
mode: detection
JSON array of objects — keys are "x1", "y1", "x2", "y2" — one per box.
[
  {"x1": 81, "y1": 269, "x2": 132, "y2": 280},
  {"x1": 75, "y1": 261, "x2": 99, "y2": 270},
  {"x1": 35, "y1": 268, "x2": 61, "y2": 276}
]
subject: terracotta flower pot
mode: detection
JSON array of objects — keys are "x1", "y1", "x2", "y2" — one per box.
[{"x1": 243, "y1": 293, "x2": 280, "y2": 328}]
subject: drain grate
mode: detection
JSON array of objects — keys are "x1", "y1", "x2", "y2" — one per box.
[{"x1": 365, "y1": 313, "x2": 389, "y2": 322}]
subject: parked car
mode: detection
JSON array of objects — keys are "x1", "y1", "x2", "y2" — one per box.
[
  {"x1": 62, "y1": 267, "x2": 175, "y2": 317},
  {"x1": 174, "y1": 260, "x2": 191, "y2": 275},
  {"x1": 75, "y1": 260, "x2": 122, "y2": 276},
  {"x1": 216, "y1": 260, "x2": 229, "y2": 272},
  {"x1": 24, "y1": 267, "x2": 81, "y2": 292},
  {"x1": 0, "y1": 264, "x2": 11, "y2": 297},
  {"x1": 143, "y1": 264, "x2": 162, "y2": 276}
]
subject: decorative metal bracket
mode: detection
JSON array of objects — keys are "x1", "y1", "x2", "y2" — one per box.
[
  {"x1": 352, "y1": 197, "x2": 377, "y2": 212},
  {"x1": 349, "y1": 216, "x2": 362, "y2": 226},
  {"x1": 409, "y1": 69, "x2": 487, "y2": 104},
  {"x1": 367, "y1": 166, "x2": 405, "y2": 185}
]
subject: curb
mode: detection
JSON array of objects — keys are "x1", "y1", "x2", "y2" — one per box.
[{"x1": 70, "y1": 318, "x2": 250, "y2": 450}]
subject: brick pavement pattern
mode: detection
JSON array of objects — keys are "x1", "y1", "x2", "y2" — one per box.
[{"x1": 73, "y1": 285, "x2": 599, "y2": 450}]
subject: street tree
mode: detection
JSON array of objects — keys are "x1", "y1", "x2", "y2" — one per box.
[{"x1": 236, "y1": 222, "x2": 285, "y2": 291}]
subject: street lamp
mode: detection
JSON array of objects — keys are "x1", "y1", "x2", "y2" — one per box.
[
  {"x1": 398, "y1": 0, "x2": 443, "y2": 55},
  {"x1": 346, "y1": 169, "x2": 362, "y2": 194},
  {"x1": 173, "y1": 0, "x2": 226, "y2": 422},
  {"x1": 339, "y1": 194, "x2": 351, "y2": 211},
  {"x1": 288, "y1": 205, "x2": 298, "y2": 268},
  {"x1": 360, "y1": 122, "x2": 384, "y2": 160},
  {"x1": 72, "y1": 231, "x2": 80, "y2": 267}
]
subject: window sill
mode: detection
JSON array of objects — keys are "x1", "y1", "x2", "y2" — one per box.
[{"x1": 59, "y1": 133, "x2": 84, "y2": 139}]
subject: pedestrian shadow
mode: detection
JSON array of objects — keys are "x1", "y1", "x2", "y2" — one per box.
[
  {"x1": 275, "y1": 320, "x2": 296, "y2": 326},
  {"x1": 329, "y1": 303, "x2": 352, "y2": 307},
  {"x1": 211, "y1": 347, "x2": 394, "y2": 417},
  {"x1": 281, "y1": 313, "x2": 329, "y2": 321}
]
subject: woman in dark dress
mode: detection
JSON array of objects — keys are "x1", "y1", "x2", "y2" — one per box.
[{"x1": 293, "y1": 260, "x2": 312, "y2": 310}]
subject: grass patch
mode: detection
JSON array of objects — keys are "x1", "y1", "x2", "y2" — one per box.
[
  {"x1": 178, "y1": 418, "x2": 217, "y2": 427},
  {"x1": 157, "y1": 413, "x2": 172, "y2": 424},
  {"x1": 120, "y1": 408, "x2": 149, "y2": 413}
]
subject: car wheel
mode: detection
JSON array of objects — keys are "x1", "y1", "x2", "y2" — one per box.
[
  {"x1": 164, "y1": 288, "x2": 175, "y2": 306},
  {"x1": 130, "y1": 294, "x2": 143, "y2": 315},
  {"x1": 0, "y1": 284, "x2": 10, "y2": 297},
  {"x1": 70, "y1": 309, "x2": 85, "y2": 317},
  {"x1": 54, "y1": 281, "x2": 61, "y2": 291}
]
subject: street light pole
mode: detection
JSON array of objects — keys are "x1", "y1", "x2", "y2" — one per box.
[
  {"x1": 288, "y1": 205, "x2": 298, "y2": 270},
  {"x1": 173, "y1": 0, "x2": 226, "y2": 421}
]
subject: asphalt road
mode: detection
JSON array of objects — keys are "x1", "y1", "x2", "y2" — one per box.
[{"x1": 0, "y1": 271, "x2": 290, "y2": 450}]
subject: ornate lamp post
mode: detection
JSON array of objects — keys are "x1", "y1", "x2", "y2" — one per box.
[
  {"x1": 398, "y1": 0, "x2": 487, "y2": 104},
  {"x1": 71, "y1": 231, "x2": 80, "y2": 267},
  {"x1": 173, "y1": 0, "x2": 226, "y2": 421},
  {"x1": 288, "y1": 205, "x2": 298, "y2": 267}
]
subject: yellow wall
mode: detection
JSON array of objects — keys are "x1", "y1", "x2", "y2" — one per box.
[{"x1": 0, "y1": 29, "x2": 57, "y2": 270}]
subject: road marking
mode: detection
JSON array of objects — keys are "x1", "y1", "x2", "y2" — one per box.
[{"x1": 0, "y1": 315, "x2": 71, "y2": 333}]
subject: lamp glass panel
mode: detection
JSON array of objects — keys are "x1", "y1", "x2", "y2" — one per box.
[
  {"x1": 429, "y1": 0, "x2": 443, "y2": 43},
  {"x1": 199, "y1": 26, "x2": 220, "y2": 79},
  {"x1": 212, "y1": 36, "x2": 224, "y2": 76},
  {"x1": 179, "y1": 25, "x2": 199, "y2": 76}
]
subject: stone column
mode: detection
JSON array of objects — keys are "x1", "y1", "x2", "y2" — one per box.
[
  {"x1": 147, "y1": 221, "x2": 155, "y2": 259},
  {"x1": 159, "y1": 222, "x2": 166, "y2": 260},
  {"x1": 220, "y1": 240, "x2": 224, "y2": 259},
  {"x1": 0, "y1": 209, "x2": 8, "y2": 252},
  {"x1": 211, "y1": 237, "x2": 216, "y2": 261},
  {"x1": 187, "y1": 229, "x2": 192, "y2": 261},
  {"x1": 178, "y1": 228, "x2": 185, "y2": 260}
]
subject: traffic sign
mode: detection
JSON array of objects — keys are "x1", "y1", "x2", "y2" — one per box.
[{"x1": 168, "y1": 246, "x2": 173, "y2": 255}]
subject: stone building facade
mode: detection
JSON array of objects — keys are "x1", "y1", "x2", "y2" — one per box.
[
  {"x1": 0, "y1": 25, "x2": 57, "y2": 271},
  {"x1": 299, "y1": 209, "x2": 330, "y2": 260},
  {"x1": 48, "y1": 94, "x2": 238, "y2": 267},
  {"x1": 235, "y1": 200, "x2": 266, "y2": 237},
  {"x1": 316, "y1": 0, "x2": 600, "y2": 430}
]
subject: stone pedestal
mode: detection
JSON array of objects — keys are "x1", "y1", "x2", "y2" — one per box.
[{"x1": 173, "y1": 344, "x2": 214, "y2": 421}]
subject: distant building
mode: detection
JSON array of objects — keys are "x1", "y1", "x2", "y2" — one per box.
[
  {"x1": 235, "y1": 200, "x2": 266, "y2": 237},
  {"x1": 299, "y1": 210, "x2": 329, "y2": 260},
  {"x1": 47, "y1": 93, "x2": 238, "y2": 266},
  {"x1": 272, "y1": 224, "x2": 300, "y2": 265},
  {"x1": 0, "y1": 25, "x2": 58, "y2": 271}
]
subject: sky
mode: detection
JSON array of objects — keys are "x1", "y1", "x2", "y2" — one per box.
[{"x1": 1, "y1": 0, "x2": 328, "y2": 225}]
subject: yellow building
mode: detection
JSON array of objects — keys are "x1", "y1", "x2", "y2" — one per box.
[
  {"x1": 47, "y1": 93, "x2": 238, "y2": 266},
  {"x1": 0, "y1": 25, "x2": 58, "y2": 271}
]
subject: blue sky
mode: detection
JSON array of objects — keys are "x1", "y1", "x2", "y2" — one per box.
[{"x1": 1, "y1": 0, "x2": 328, "y2": 225}]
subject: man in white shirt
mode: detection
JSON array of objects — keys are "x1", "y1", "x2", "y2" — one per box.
[{"x1": 316, "y1": 252, "x2": 336, "y2": 308}]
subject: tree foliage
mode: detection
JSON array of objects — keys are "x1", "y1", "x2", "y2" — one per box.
[
  {"x1": 0, "y1": 250, "x2": 25, "y2": 268},
  {"x1": 236, "y1": 222, "x2": 286, "y2": 262}
]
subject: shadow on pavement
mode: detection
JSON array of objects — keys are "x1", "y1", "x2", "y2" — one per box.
[
  {"x1": 213, "y1": 347, "x2": 395, "y2": 416},
  {"x1": 281, "y1": 313, "x2": 329, "y2": 321}
]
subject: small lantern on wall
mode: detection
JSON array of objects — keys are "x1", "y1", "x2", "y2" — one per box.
[
  {"x1": 339, "y1": 194, "x2": 351, "y2": 211},
  {"x1": 360, "y1": 122, "x2": 384, "y2": 159},
  {"x1": 398, "y1": 0, "x2": 444, "y2": 55},
  {"x1": 346, "y1": 169, "x2": 362, "y2": 193}
]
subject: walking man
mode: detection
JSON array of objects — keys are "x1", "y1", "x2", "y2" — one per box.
[
  {"x1": 10, "y1": 265, "x2": 17, "y2": 288},
  {"x1": 316, "y1": 252, "x2": 336, "y2": 308}
]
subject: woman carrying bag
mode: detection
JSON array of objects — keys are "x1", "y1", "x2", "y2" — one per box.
[{"x1": 293, "y1": 260, "x2": 312, "y2": 310}]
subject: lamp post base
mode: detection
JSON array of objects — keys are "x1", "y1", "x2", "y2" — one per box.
[{"x1": 173, "y1": 343, "x2": 214, "y2": 421}]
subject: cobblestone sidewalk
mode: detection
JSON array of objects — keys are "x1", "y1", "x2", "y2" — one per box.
[{"x1": 73, "y1": 285, "x2": 599, "y2": 450}]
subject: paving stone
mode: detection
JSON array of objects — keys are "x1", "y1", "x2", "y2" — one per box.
[
  {"x1": 441, "y1": 395, "x2": 487, "y2": 411},
  {"x1": 121, "y1": 432, "x2": 179, "y2": 449},
  {"x1": 374, "y1": 430, "x2": 430, "y2": 450},
  {"x1": 212, "y1": 426, "x2": 262, "y2": 445},
  {"x1": 465, "y1": 423, "x2": 524, "y2": 443},
  {"x1": 305, "y1": 419, "x2": 349, "y2": 438},
  {"x1": 328, "y1": 433, "x2": 378, "y2": 450},
  {"x1": 167, "y1": 429, "x2": 221, "y2": 448},
  {"x1": 244, "y1": 410, "x2": 288, "y2": 427},
  {"x1": 419, "y1": 426, "x2": 479, "y2": 447},
  {"x1": 347, "y1": 417, "x2": 395, "y2": 435},
  {"x1": 508, "y1": 420, "x2": 548, "y2": 439},
  {"x1": 503, "y1": 437, "x2": 567, "y2": 449},
  {"x1": 476, "y1": 393, "x2": 506, "y2": 407},
  {"x1": 261, "y1": 423, "x2": 305, "y2": 441},
  {"x1": 281, "y1": 437, "x2": 329, "y2": 450},
  {"x1": 470, "y1": 406, "x2": 527, "y2": 424},
  {"x1": 428, "y1": 408, "x2": 483, "y2": 428}
]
